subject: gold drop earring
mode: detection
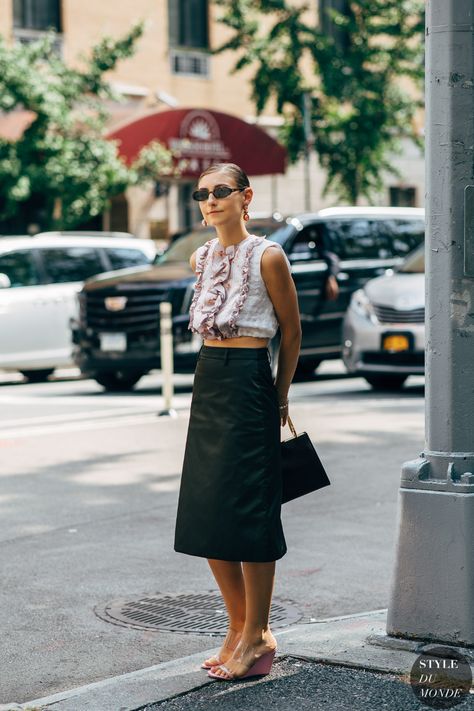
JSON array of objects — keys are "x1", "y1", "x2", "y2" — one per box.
[{"x1": 243, "y1": 205, "x2": 250, "y2": 222}]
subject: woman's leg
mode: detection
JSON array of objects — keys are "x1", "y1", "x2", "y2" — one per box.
[
  {"x1": 204, "y1": 559, "x2": 246, "y2": 666},
  {"x1": 242, "y1": 560, "x2": 276, "y2": 636},
  {"x1": 210, "y1": 560, "x2": 278, "y2": 678}
]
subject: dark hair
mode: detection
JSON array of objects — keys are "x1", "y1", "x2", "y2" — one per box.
[{"x1": 198, "y1": 162, "x2": 250, "y2": 190}]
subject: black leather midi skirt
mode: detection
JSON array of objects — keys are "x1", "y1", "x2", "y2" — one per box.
[{"x1": 174, "y1": 345, "x2": 287, "y2": 562}]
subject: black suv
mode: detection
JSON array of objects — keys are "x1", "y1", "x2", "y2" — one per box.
[{"x1": 71, "y1": 208, "x2": 425, "y2": 390}]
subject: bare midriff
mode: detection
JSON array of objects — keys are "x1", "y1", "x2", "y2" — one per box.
[{"x1": 203, "y1": 336, "x2": 269, "y2": 348}]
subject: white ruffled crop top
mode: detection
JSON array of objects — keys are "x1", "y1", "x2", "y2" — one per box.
[{"x1": 188, "y1": 234, "x2": 291, "y2": 340}]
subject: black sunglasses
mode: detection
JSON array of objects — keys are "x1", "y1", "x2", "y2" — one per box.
[{"x1": 192, "y1": 186, "x2": 245, "y2": 201}]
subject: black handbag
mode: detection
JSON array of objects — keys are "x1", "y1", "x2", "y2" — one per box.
[{"x1": 281, "y1": 415, "x2": 331, "y2": 503}]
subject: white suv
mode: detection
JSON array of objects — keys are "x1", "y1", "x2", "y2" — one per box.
[{"x1": 0, "y1": 232, "x2": 156, "y2": 381}]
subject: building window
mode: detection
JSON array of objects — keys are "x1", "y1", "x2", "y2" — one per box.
[
  {"x1": 13, "y1": 0, "x2": 62, "y2": 32},
  {"x1": 168, "y1": 0, "x2": 210, "y2": 77},
  {"x1": 168, "y1": 0, "x2": 209, "y2": 50},
  {"x1": 319, "y1": 0, "x2": 349, "y2": 52},
  {"x1": 389, "y1": 186, "x2": 417, "y2": 208},
  {"x1": 169, "y1": 49, "x2": 209, "y2": 77}
]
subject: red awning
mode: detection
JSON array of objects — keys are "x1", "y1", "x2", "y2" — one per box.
[{"x1": 106, "y1": 108, "x2": 287, "y2": 178}]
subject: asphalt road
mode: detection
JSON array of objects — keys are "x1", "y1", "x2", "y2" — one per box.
[
  {"x1": 146, "y1": 657, "x2": 468, "y2": 711},
  {"x1": 0, "y1": 363, "x2": 426, "y2": 704}
]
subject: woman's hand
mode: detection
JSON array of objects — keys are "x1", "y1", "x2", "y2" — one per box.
[
  {"x1": 325, "y1": 274, "x2": 339, "y2": 301},
  {"x1": 278, "y1": 393, "x2": 289, "y2": 427}
]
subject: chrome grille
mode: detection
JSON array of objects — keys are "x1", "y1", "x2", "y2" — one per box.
[
  {"x1": 85, "y1": 289, "x2": 168, "y2": 333},
  {"x1": 373, "y1": 304, "x2": 425, "y2": 324}
]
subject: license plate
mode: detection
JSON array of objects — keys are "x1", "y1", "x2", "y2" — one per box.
[
  {"x1": 99, "y1": 333, "x2": 127, "y2": 352},
  {"x1": 382, "y1": 334, "x2": 410, "y2": 352}
]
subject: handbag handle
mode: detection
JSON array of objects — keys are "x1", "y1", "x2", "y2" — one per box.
[{"x1": 286, "y1": 414, "x2": 297, "y2": 439}]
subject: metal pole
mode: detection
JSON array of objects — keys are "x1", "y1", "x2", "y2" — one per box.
[
  {"x1": 302, "y1": 92, "x2": 314, "y2": 212},
  {"x1": 271, "y1": 174, "x2": 278, "y2": 214},
  {"x1": 386, "y1": 0, "x2": 474, "y2": 645},
  {"x1": 157, "y1": 301, "x2": 177, "y2": 418}
]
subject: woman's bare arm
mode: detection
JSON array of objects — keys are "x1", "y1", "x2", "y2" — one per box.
[
  {"x1": 190, "y1": 250, "x2": 197, "y2": 271},
  {"x1": 261, "y1": 246, "x2": 302, "y2": 426}
]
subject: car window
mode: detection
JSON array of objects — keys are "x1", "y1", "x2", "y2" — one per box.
[
  {"x1": 0, "y1": 250, "x2": 40, "y2": 287},
  {"x1": 40, "y1": 247, "x2": 105, "y2": 283},
  {"x1": 288, "y1": 224, "x2": 325, "y2": 261},
  {"x1": 157, "y1": 220, "x2": 286, "y2": 265},
  {"x1": 376, "y1": 219, "x2": 425, "y2": 257},
  {"x1": 105, "y1": 247, "x2": 151, "y2": 270},
  {"x1": 246, "y1": 220, "x2": 283, "y2": 238},
  {"x1": 156, "y1": 230, "x2": 214, "y2": 264},
  {"x1": 323, "y1": 219, "x2": 392, "y2": 259},
  {"x1": 267, "y1": 223, "x2": 294, "y2": 246}
]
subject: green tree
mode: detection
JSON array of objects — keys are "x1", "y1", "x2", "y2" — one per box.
[
  {"x1": 213, "y1": 0, "x2": 425, "y2": 204},
  {"x1": 0, "y1": 24, "x2": 176, "y2": 233}
]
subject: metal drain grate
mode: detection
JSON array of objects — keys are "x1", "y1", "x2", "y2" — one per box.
[{"x1": 95, "y1": 591, "x2": 302, "y2": 634}]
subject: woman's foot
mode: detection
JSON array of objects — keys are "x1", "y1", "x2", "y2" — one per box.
[
  {"x1": 209, "y1": 630, "x2": 277, "y2": 679},
  {"x1": 202, "y1": 626, "x2": 243, "y2": 669}
]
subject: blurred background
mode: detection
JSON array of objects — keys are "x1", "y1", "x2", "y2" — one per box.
[{"x1": 0, "y1": 0, "x2": 425, "y2": 242}]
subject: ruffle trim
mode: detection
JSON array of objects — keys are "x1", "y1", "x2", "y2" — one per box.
[
  {"x1": 188, "y1": 236, "x2": 260, "y2": 340},
  {"x1": 192, "y1": 241, "x2": 235, "y2": 339},
  {"x1": 187, "y1": 239, "x2": 213, "y2": 333},
  {"x1": 219, "y1": 238, "x2": 259, "y2": 338}
]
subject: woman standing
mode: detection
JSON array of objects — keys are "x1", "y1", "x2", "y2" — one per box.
[{"x1": 174, "y1": 162, "x2": 301, "y2": 681}]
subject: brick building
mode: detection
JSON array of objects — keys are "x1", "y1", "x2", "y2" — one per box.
[{"x1": 0, "y1": 0, "x2": 424, "y2": 238}]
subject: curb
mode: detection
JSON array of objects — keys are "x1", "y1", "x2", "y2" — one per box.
[
  {"x1": 14, "y1": 608, "x2": 474, "y2": 711},
  {"x1": 11, "y1": 648, "x2": 218, "y2": 711}
]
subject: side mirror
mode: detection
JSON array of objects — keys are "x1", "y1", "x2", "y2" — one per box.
[{"x1": 0, "y1": 273, "x2": 11, "y2": 289}]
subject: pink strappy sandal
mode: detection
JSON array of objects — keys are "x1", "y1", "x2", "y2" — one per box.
[
  {"x1": 201, "y1": 656, "x2": 223, "y2": 670},
  {"x1": 201, "y1": 627, "x2": 243, "y2": 669},
  {"x1": 207, "y1": 647, "x2": 276, "y2": 681}
]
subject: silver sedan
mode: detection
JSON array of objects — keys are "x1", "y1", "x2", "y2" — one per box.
[{"x1": 342, "y1": 245, "x2": 425, "y2": 390}]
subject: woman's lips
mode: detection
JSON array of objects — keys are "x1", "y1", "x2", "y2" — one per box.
[{"x1": 208, "y1": 210, "x2": 222, "y2": 214}]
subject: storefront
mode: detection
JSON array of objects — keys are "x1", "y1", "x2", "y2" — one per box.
[{"x1": 107, "y1": 107, "x2": 287, "y2": 239}]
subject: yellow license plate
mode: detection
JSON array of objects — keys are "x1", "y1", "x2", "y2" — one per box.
[{"x1": 383, "y1": 335, "x2": 410, "y2": 352}]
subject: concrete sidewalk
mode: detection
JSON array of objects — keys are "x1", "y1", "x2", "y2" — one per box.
[{"x1": 12, "y1": 609, "x2": 474, "y2": 710}]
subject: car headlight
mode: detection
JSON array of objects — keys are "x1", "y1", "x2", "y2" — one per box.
[{"x1": 350, "y1": 289, "x2": 376, "y2": 321}]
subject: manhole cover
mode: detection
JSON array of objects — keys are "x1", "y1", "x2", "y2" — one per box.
[{"x1": 95, "y1": 591, "x2": 302, "y2": 634}]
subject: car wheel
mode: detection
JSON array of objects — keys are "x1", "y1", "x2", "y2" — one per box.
[
  {"x1": 364, "y1": 374, "x2": 408, "y2": 391},
  {"x1": 20, "y1": 369, "x2": 55, "y2": 382},
  {"x1": 94, "y1": 370, "x2": 144, "y2": 392}
]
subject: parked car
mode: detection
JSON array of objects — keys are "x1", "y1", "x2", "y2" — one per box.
[
  {"x1": 267, "y1": 206, "x2": 425, "y2": 375},
  {"x1": 71, "y1": 215, "x2": 284, "y2": 391},
  {"x1": 0, "y1": 232, "x2": 156, "y2": 381},
  {"x1": 342, "y1": 241, "x2": 425, "y2": 390},
  {"x1": 71, "y1": 207, "x2": 425, "y2": 391}
]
